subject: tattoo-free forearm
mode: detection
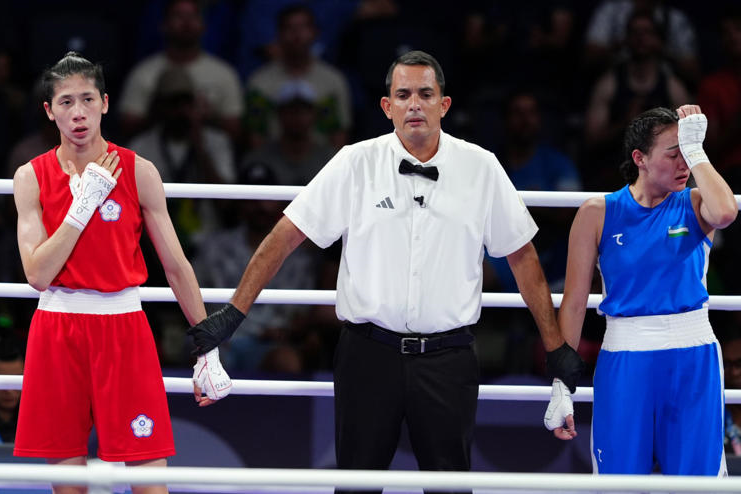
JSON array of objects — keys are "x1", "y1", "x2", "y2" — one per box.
[
  {"x1": 165, "y1": 263, "x2": 207, "y2": 326},
  {"x1": 508, "y1": 242, "x2": 563, "y2": 351},
  {"x1": 693, "y1": 164, "x2": 737, "y2": 229},
  {"x1": 20, "y1": 224, "x2": 81, "y2": 291}
]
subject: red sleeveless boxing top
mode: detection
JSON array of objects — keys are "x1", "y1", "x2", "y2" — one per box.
[{"x1": 31, "y1": 142, "x2": 148, "y2": 291}]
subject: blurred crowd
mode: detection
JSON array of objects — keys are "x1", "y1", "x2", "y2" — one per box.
[{"x1": 1, "y1": 0, "x2": 741, "y2": 391}]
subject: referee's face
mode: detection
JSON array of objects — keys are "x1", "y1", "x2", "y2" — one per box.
[{"x1": 381, "y1": 64, "x2": 451, "y2": 150}]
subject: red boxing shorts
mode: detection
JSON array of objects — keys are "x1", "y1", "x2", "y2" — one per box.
[{"x1": 14, "y1": 287, "x2": 175, "y2": 462}]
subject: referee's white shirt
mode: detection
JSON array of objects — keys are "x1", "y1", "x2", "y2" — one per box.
[{"x1": 284, "y1": 130, "x2": 537, "y2": 334}]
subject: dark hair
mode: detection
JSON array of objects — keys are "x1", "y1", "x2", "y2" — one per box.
[
  {"x1": 277, "y1": 3, "x2": 315, "y2": 30},
  {"x1": 41, "y1": 51, "x2": 105, "y2": 104},
  {"x1": 385, "y1": 50, "x2": 445, "y2": 96},
  {"x1": 619, "y1": 107, "x2": 678, "y2": 184}
]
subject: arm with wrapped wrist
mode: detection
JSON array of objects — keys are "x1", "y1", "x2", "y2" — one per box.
[
  {"x1": 15, "y1": 154, "x2": 120, "y2": 291},
  {"x1": 188, "y1": 215, "x2": 307, "y2": 354},
  {"x1": 556, "y1": 199, "x2": 603, "y2": 383},
  {"x1": 507, "y1": 242, "x2": 584, "y2": 393},
  {"x1": 545, "y1": 198, "x2": 603, "y2": 438},
  {"x1": 15, "y1": 163, "x2": 82, "y2": 291},
  {"x1": 676, "y1": 105, "x2": 738, "y2": 231}
]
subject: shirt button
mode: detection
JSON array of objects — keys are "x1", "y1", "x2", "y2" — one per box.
[
  {"x1": 413, "y1": 271, "x2": 418, "y2": 276},
  {"x1": 414, "y1": 235, "x2": 420, "y2": 241}
]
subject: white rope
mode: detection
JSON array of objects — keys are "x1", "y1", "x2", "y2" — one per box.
[
  {"x1": 0, "y1": 375, "x2": 738, "y2": 403},
  {"x1": 2, "y1": 283, "x2": 741, "y2": 309},
  {"x1": 2, "y1": 179, "x2": 740, "y2": 208},
  {"x1": 163, "y1": 183, "x2": 303, "y2": 200},
  {"x1": 0, "y1": 464, "x2": 739, "y2": 492}
]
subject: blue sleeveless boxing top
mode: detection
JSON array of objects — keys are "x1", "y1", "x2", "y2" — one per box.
[{"x1": 597, "y1": 185, "x2": 711, "y2": 317}]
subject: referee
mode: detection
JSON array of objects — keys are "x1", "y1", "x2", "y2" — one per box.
[{"x1": 189, "y1": 50, "x2": 583, "y2": 494}]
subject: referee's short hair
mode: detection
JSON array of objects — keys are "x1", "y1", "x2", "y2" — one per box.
[{"x1": 385, "y1": 50, "x2": 445, "y2": 96}]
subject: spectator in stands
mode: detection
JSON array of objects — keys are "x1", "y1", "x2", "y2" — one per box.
[
  {"x1": 498, "y1": 89, "x2": 580, "y2": 284},
  {"x1": 128, "y1": 66, "x2": 235, "y2": 187},
  {"x1": 584, "y1": 0, "x2": 700, "y2": 87},
  {"x1": 245, "y1": 3, "x2": 352, "y2": 150},
  {"x1": 241, "y1": 80, "x2": 336, "y2": 186},
  {"x1": 499, "y1": 90, "x2": 581, "y2": 194},
  {"x1": 118, "y1": 0, "x2": 243, "y2": 141},
  {"x1": 583, "y1": 9, "x2": 689, "y2": 190},
  {"x1": 337, "y1": 0, "x2": 453, "y2": 142},
  {"x1": 235, "y1": 0, "x2": 359, "y2": 81}
]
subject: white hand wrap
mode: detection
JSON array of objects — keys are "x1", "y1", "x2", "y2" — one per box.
[
  {"x1": 63, "y1": 162, "x2": 117, "y2": 231},
  {"x1": 678, "y1": 113, "x2": 709, "y2": 169},
  {"x1": 68, "y1": 173, "x2": 81, "y2": 200},
  {"x1": 544, "y1": 378, "x2": 574, "y2": 431},
  {"x1": 193, "y1": 347, "x2": 232, "y2": 401}
]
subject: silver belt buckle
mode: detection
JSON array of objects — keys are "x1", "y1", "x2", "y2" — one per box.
[{"x1": 401, "y1": 337, "x2": 427, "y2": 354}]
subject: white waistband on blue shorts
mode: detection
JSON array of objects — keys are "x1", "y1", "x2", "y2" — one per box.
[
  {"x1": 38, "y1": 286, "x2": 142, "y2": 315},
  {"x1": 603, "y1": 307, "x2": 716, "y2": 352}
]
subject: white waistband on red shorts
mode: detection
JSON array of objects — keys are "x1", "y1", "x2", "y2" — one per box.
[
  {"x1": 603, "y1": 307, "x2": 716, "y2": 352},
  {"x1": 38, "y1": 286, "x2": 142, "y2": 315}
]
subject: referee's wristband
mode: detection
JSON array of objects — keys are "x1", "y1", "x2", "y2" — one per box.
[{"x1": 187, "y1": 303, "x2": 245, "y2": 355}]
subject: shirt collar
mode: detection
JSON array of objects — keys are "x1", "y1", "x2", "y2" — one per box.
[{"x1": 391, "y1": 129, "x2": 448, "y2": 167}]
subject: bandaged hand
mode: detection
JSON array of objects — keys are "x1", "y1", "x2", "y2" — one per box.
[
  {"x1": 193, "y1": 347, "x2": 232, "y2": 403},
  {"x1": 68, "y1": 173, "x2": 81, "y2": 200},
  {"x1": 187, "y1": 303, "x2": 246, "y2": 355},
  {"x1": 544, "y1": 378, "x2": 575, "y2": 438},
  {"x1": 545, "y1": 342, "x2": 584, "y2": 393},
  {"x1": 63, "y1": 162, "x2": 117, "y2": 231},
  {"x1": 677, "y1": 110, "x2": 709, "y2": 169}
]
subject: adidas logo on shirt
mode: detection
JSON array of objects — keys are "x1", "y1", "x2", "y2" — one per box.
[{"x1": 376, "y1": 196, "x2": 395, "y2": 209}]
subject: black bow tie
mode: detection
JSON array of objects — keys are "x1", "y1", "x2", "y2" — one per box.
[{"x1": 399, "y1": 159, "x2": 439, "y2": 181}]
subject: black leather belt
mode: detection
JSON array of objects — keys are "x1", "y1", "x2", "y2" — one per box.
[{"x1": 345, "y1": 322, "x2": 474, "y2": 354}]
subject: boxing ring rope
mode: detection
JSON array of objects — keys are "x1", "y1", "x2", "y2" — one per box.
[
  {"x1": 1, "y1": 180, "x2": 740, "y2": 492},
  {"x1": 4, "y1": 282, "x2": 741, "y2": 310},
  {"x1": 2, "y1": 463, "x2": 741, "y2": 493},
  {"x1": 1, "y1": 179, "x2": 741, "y2": 207},
  {"x1": 0, "y1": 373, "x2": 739, "y2": 403}
]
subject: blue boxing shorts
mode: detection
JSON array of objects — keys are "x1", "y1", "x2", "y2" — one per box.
[{"x1": 591, "y1": 308, "x2": 726, "y2": 476}]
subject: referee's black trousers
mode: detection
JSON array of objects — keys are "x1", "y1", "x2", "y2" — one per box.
[{"x1": 334, "y1": 323, "x2": 479, "y2": 494}]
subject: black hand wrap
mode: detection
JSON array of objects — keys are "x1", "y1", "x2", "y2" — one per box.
[
  {"x1": 545, "y1": 343, "x2": 585, "y2": 394},
  {"x1": 187, "y1": 303, "x2": 246, "y2": 355}
]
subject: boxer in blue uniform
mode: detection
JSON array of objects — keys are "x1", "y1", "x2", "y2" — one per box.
[{"x1": 545, "y1": 105, "x2": 736, "y2": 475}]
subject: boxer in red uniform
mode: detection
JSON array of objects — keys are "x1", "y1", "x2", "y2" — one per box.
[{"x1": 12, "y1": 51, "x2": 231, "y2": 494}]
